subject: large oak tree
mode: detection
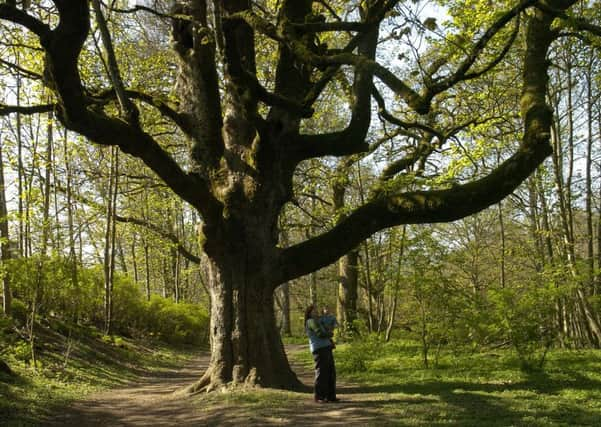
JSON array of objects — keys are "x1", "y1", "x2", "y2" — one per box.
[{"x1": 0, "y1": 0, "x2": 591, "y2": 391}]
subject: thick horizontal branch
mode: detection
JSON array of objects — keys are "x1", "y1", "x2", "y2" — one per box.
[
  {"x1": 106, "y1": 3, "x2": 172, "y2": 19},
  {"x1": 0, "y1": 103, "x2": 54, "y2": 116},
  {"x1": 535, "y1": 2, "x2": 601, "y2": 37},
  {"x1": 278, "y1": 135, "x2": 552, "y2": 284},
  {"x1": 242, "y1": 71, "x2": 313, "y2": 118},
  {"x1": 226, "y1": 10, "x2": 282, "y2": 42},
  {"x1": 0, "y1": 3, "x2": 52, "y2": 40},
  {"x1": 66, "y1": 110, "x2": 219, "y2": 217}
]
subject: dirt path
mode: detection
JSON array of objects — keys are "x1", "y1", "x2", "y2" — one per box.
[
  {"x1": 48, "y1": 352, "x2": 212, "y2": 426},
  {"x1": 48, "y1": 346, "x2": 394, "y2": 427}
]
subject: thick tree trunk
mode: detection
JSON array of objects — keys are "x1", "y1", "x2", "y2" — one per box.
[{"x1": 187, "y1": 235, "x2": 301, "y2": 392}]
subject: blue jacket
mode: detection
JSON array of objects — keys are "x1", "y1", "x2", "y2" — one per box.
[{"x1": 306, "y1": 318, "x2": 332, "y2": 353}]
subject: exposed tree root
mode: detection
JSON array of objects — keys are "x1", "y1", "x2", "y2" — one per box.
[{"x1": 181, "y1": 364, "x2": 306, "y2": 395}]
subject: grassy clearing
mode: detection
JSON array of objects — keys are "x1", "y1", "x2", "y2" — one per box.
[
  {"x1": 287, "y1": 338, "x2": 601, "y2": 426},
  {"x1": 187, "y1": 336, "x2": 601, "y2": 426},
  {"x1": 0, "y1": 318, "x2": 199, "y2": 426}
]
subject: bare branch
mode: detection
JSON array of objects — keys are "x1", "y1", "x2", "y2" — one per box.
[
  {"x1": 535, "y1": 2, "x2": 601, "y2": 37},
  {"x1": 0, "y1": 58, "x2": 43, "y2": 80},
  {"x1": 115, "y1": 215, "x2": 200, "y2": 264}
]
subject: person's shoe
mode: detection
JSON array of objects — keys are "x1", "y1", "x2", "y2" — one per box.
[
  {"x1": 328, "y1": 398, "x2": 341, "y2": 403},
  {"x1": 314, "y1": 398, "x2": 327, "y2": 403}
]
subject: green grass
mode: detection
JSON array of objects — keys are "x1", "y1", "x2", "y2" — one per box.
[
  {"x1": 280, "y1": 334, "x2": 307, "y2": 345},
  {"x1": 4, "y1": 324, "x2": 601, "y2": 426},
  {"x1": 289, "y1": 339, "x2": 601, "y2": 426},
  {"x1": 0, "y1": 318, "x2": 199, "y2": 426}
]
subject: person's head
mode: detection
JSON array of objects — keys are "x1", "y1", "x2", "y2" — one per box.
[
  {"x1": 304, "y1": 305, "x2": 316, "y2": 323},
  {"x1": 321, "y1": 306, "x2": 330, "y2": 316}
]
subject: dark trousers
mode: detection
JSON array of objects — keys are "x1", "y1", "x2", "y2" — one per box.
[{"x1": 312, "y1": 346, "x2": 336, "y2": 400}]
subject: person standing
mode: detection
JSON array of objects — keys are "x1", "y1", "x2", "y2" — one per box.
[{"x1": 305, "y1": 305, "x2": 338, "y2": 403}]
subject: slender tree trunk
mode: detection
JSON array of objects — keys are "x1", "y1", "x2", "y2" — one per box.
[
  {"x1": 118, "y1": 238, "x2": 127, "y2": 273},
  {"x1": 597, "y1": 108, "x2": 601, "y2": 295},
  {"x1": 132, "y1": 233, "x2": 139, "y2": 283},
  {"x1": 0, "y1": 129, "x2": 12, "y2": 316},
  {"x1": 174, "y1": 249, "x2": 181, "y2": 303},
  {"x1": 498, "y1": 201, "x2": 506, "y2": 288},
  {"x1": 104, "y1": 147, "x2": 118, "y2": 335},
  {"x1": 280, "y1": 282, "x2": 291, "y2": 336},
  {"x1": 63, "y1": 128, "x2": 79, "y2": 321},
  {"x1": 30, "y1": 111, "x2": 54, "y2": 370},
  {"x1": 332, "y1": 169, "x2": 359, "y2": 331},
  {"x1": 527, "y1": 177, "x2": 544, "y2": 273},
  {"x1": 363, "y1": 241, "x2": 375, "y2": 332},
  {"x1": 385, "y1": 226, "x2": 406, "y2": 342},
  {"x1": 16, "y1": 70, "x2": 24, "y2": 257},
  {"x1": 551, "y1": 57, "x2": 601, "y2": 346},
  {"x1": 144, "y1": 236, "x2": 151, "y2": 301},
  {"x1": 585, "y1": 57, "x2": 595, "y2": 295},
  {"x1": 337, "y1": 249, "x2": 359, "y2": 331}
]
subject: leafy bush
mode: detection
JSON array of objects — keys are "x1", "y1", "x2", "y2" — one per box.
[
  {"x1": 10, "y1": 299, "x2": 28, "y2": 325},
  {"x1": 490, "y1": 281, "x2": 560, "y2": 372},
  {"x1": 3, "y1": 256, "x2": 209, "y2": 347},
  {"x1": 111, "y1": 275, "x2": 146, "y2": 336},
  {"x1": 146, "y1": 295, "x2": 209, "y2": 346},
  {"x1": 337, "y1": 333, "x2": 384, "y2": 374}
]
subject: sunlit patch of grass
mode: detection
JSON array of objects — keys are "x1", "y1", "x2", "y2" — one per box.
[{"x1": 286, "y1": 339, "x2": 601, "y2": 426}]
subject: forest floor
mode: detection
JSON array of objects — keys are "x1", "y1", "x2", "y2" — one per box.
[
  {"x1": 46, "y1": 344, "x2": 385, "y2": 427},
  {"x1": 5, "y1": 337, "x2": 601, "y2": 426},
  {"x1": 37, "y1": 342, "x2": 601, "y2": 426}
]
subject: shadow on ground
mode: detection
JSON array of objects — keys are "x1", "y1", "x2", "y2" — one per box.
[{"x1": 41, "y1": 346, "x2": 601, "y2": 427}]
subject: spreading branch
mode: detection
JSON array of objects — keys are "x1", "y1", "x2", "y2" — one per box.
[
  {"x1": 0, "y1": 0, "x2": 221, "y2": 219},
  {"x1": 425, "y1": 2, "x2": 527, "y2": 100},
  {"x1": 0, "y1": 3, "x2": 51, "y2": 40},
  {"x1": 277, "y1": 3, "x2": 565, "y2": 285}
]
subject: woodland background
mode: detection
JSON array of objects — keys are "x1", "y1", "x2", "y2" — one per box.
[{"x1": 1, "y1": 0, "x2": 601, "y2": 396}]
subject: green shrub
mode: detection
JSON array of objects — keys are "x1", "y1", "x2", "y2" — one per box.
[
  {"x1": 111, "y1": 274, "x2": 146, "y2": 336},
  {"x1": 490, "y1": 281, "x2": 560, "y2": 372},
  {"x1": 146, "y1": 295, "x2": 209, "y2": 346},
  {"x1": 10, "y1": 299, "x2": 28, "y2": 325},
  {"x1": 3, "y1": 256, "x2": 209, "y2": 347},
  {"x1": 338, "y1": 333, "x2": 383, "y2": 373}
]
